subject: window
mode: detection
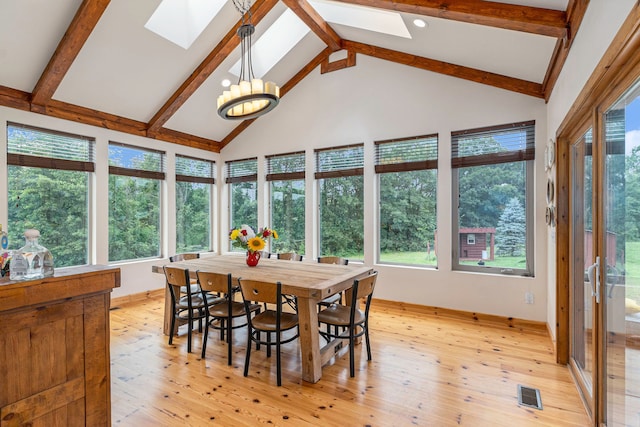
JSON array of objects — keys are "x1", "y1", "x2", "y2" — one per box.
[
  {"x1": 226, "y1": 158, "x2": 257, "y2": 251},
  {"x1": 7, "y1": 123, "x2": 94, "y2": 267},
  {"x1": 467, "y1": 234, "x2": 476, "y2": 245},
  {"x1": 451, "y1": 121, "x2": 534, "y2": 276},
  {"x1": 108, "y1": 142, "x2": 164, "y2": 262},
  {"x1": 315, "y1": 144, "x2": 364, "y2": 259},
  {"x1": 175, "y1": 155, "x2": 214, "y2": 253},
  {"x1": 267, "y1": 151, "x2": 305, "y2": 254},
  {"x1": 376, "y1": 134, "x2": 438, "y2": 266}
]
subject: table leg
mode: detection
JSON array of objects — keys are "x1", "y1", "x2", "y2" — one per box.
[
  {"x1": 163, "y1": 286, "x2": 172, "y2": 336},
  {"x1": 297, "y1": 296, "x2": 322, "y2": 383}
]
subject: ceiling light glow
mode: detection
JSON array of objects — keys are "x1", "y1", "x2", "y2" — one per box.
[{"x1": 413, "y1": 19, "x2": 426, "y2": 28}]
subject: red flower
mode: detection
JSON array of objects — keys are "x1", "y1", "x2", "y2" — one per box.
[
  {"x1": 262, "y1": 230, "x2": 270, "y2": 238},
  {"x1": 241, "y1": 230, "x2": 247, "y2": 236}
]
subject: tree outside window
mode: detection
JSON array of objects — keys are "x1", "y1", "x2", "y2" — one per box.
[{"x1": 226, "y1": 158, "x2": 258, "y2": 252}]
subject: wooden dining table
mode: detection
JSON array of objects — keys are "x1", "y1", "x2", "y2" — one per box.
[{"x1": 154, "y1": 254, "x2": 372, "y2": 383}]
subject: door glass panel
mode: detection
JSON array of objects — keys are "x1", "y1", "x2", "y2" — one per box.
[
  {"x1": 571, "y1": 128, "x2": 594, "y2": 404},
  {"x1": 604, "y1": 79, "x2": 640, "y2": 426}
]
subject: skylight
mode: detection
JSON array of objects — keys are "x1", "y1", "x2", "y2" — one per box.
[
  {"x1": 145, "y1": 0, "x2": 226, "y2": 50},
  {"x1": 229, "y1": 9, "x2": 310, "y2": 78},
  {"x1": 309, "y1": 0, "x2": 411, "y2": 39}
]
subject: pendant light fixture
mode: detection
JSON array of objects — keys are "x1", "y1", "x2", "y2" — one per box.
[{"x1": 217, "y1": 0, "x2": 280, "y2": 120}]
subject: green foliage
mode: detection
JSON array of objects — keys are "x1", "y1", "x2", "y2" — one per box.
[
  {"x1": 496, "y1": 197, "x2": 526, "y2": 256},
  {"x1": 229, "y1": 181, "x2": 258, "y2": 252},
  {"x1": 271, "y1": 180, "x2": 305, "y2": 254},
  {"x1": 108, "y1": 175, "x2": 160, "y2": 261},
  {"x1": 8, "y1": 166, "x2": 89, "y2": 267},
  {"x1": 379, "y1": 170, "x2": 436, "y2": 256},
  {"x1": 176, "y1": 182, "x2": 210, "y2": 253},
  {"x1": 319, "y1": 176, "x2": 364, "y2": 258}
]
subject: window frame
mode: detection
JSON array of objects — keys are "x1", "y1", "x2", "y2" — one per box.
[
  {"x1": 266, "y1": 151, "x2": 306, "y2": 254},
  {"x1": 107, "y1": 141, "x2": 165, "y2": 263},
  {"x1": 6, "y1": 122, "x2": 95, "y2": 267},
  {"x1": 175, "y1": 154, "x2": 215, "y2": 253},
  {"x1": 375, "y1": 133, "x2": 439, "y2": 267},
  {"x1": 451, "y1": 121, "x2": 535, "y2": 276},
  {"x1": 315, "y1": 144, "x2": 364, "y2": 260}
]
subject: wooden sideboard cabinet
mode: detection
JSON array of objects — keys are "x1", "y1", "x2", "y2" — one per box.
[{"x1": 0, "y1": 265, "x2": 120, "y2": 426}]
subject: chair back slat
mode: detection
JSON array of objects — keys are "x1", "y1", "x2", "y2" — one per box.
[
  {"x1": 317, "y1": 256, "x2": 348, "y2": 265},
  {"x1": 163, "y1": 266, "x2": 190, "y2": 288},
  {"x1": 170, "y1": 252, "x2": 200, "y2": 262},
  {"x1": 354, "y1": 272, "x2": 377, "y2": 300},
  {"x1": 238, "y1": 279, "x2": 279, "y2": 305},
  {"x1": 277, "y1": 252, "x2": 302, "y2": 261},
  {"x1": 196, "y1": 271, "x2": 231, "y2": 294}
]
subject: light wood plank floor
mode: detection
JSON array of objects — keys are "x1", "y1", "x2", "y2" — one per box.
[{"x1": 110, "y1": 295, "x2": 590, "y2": 426}]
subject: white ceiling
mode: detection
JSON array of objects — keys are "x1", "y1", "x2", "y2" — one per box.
[{"x1": 0, "y1": 0, "x2": 569, "y2": 146}]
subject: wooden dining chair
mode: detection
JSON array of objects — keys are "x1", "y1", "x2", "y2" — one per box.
[
  {"x1": 318, "y1": 271, "x2": 378, "y2": 377},
  {"x1": 317, "y1": 256, "x2": 349, "y2": 307},
  {"x1": 163, "y1": 266, "x2": 221, "y2": 353},
  {"x1": 196, "y1": 271, "x2": 261, "y2": 364},
  {"x1": 276, "y1": 252, "x2": 302, "y2": 261},
  {"x1": 238, "y1": 278, "x2": 299, "y2": 386}
]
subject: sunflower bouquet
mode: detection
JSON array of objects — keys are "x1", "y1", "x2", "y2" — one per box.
[{"x1": 229, "y1": 225, "x2": 278, "y2": 253}]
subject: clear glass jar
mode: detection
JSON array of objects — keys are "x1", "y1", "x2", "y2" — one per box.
[{"x1": 20, "y1": 229, "x2": 50, "y2": 279}]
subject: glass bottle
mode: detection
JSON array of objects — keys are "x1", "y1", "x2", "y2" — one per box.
[
  {"x1": 21, "y1": 229, "x2": 47, "y2": 279},
  {"x1": 10, "y1": 250, "x2": 28, "y2": 280}
]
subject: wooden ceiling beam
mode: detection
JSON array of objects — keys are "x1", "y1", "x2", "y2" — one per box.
[
  {"x1": 220, "y1": 47, "x2": 333, "y2": 148},
  {"x1": 281, "y1": 0, "x2": 342, "y2": 51},
  {"x1": 542, "y1": 0, "x2": 589, "y2": 101},
  {"x1": 333, "y1": 0, "x2": 567, "y2": 38},
  {"x1": 343, "y1": 40, "x2": 544, "y2": 99},
  {"x1": 30, "y1": 0, "x2": 111, "y2": 107},
  {"x1": 146, "y1": 0, "x2": 279, "y2": 134}
]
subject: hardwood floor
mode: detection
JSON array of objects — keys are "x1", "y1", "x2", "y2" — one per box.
[{"x1": 110, "y1": 295, "x2": 590, "y2": 426}]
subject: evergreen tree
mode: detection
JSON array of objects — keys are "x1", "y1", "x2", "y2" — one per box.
[{"x1": 496, "y1": 197, "x2": 526, "y2": 256}]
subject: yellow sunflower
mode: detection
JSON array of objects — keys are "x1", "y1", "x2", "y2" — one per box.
[
  {"x1": 247, "y1": 237, "x2": 265, "y2": 252},
  {"x1": 272, "y1": 230, "x2": 279, "y2": 239},
  {"x1": 230, "y1": 229, "x2": 240, "y2": 240}
]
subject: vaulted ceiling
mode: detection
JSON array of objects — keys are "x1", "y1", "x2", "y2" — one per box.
[{"x1": 0, "y1": 0, "x2": 586, "y2": 153}]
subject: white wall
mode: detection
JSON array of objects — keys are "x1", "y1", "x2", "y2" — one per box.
[
  {"x1": 0, "y1": 106, "x2": 219, "y2": 299},
  {"x1": 224, "y1": 55, "x2": 549, "y2": 321},
  {"x1": 545, "y1": 0, "x2": 636, "y2": 339}
]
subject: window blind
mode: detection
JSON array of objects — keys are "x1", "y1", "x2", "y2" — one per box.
[
  {"x1": 225, "y1": 157, "x2": 257, "y2": 184},
  {"x1": 7, "y1": 122, "x2": 95, "y2": 172},
  {"x1": 265, "y1": 151, "x2": 305, "y2": 181},
  {"x1": 314, "y1": 144, "x2": 364, "y2": 179},
  {"x1": 108, "y1": 141, "x2": 165, "y2": 180},
  {"x1": 176, "y1": 155, "x2": 215, "y2": 184},
  {"x1": 375, "y1": 134, "x2": 438, "y2": 173},
  {"x1": 451, "y1": 120, "x2": 535, "y2": 168}
]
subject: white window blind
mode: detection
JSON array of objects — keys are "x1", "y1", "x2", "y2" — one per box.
[
  {"x1": 176, "y1": 155, "x2": 215, "y2": 184},
  {"x1": 315, "y1": 144, "x2": 364, "y2": 179},
  {"x1": 7, "y1": 122, "x2": 95, "y2": 171},
  {"x1": 265, "y1": 151, "x2": 305, "y2": 181},
  {"x1": 225, "y1": 157, "x2": 257, "y2": 183},
  {"x1": 375, "y1": 134, "x2": 438, "y2": 173},
  {"x1": 451, "y1": 120, "x2": 535, "y2": 168},
  {"x1": 108, "y1": 142, "x2": 165, "y2": 179}
]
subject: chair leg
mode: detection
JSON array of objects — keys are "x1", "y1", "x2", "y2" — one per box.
[
  {"x1": 276, "y1": 335, "x2": 282, "y2": 386},
  {"x1": 201, "y1": 318, "x2": 210, "y2": 359},
  {"x1": 349, "y1": 329, "x2": 355, "y2": 377},
  {"x1": 364, "y1": 323, "x2": 372, "y2": 361},
  {"x1": 168, "y1": 312, "x2": 176, "y2": 345},
  {"x1": 266, "y1": 333, "x2": 272, "y2": 358},
  {"x1": 187, "y1": 311, "x2": 193, "y2": 353},
  {"x1": 226, "y1": 315, "x2": 233, "y2": 366},
  {"x1": 244, "y1": 330, "x2": 253, "y2": 377}
]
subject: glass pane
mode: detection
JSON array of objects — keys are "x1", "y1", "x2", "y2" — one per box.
[
  {"x1": 109, "y1": 143, "x2": 164, "y2": 172},
  {"x1": 571, "y1": 129, "x2": 594, "y2": 402},
  {"x1": 379, "y1": 170, "x2": 437, "y2": 266},
  {"x1": 604, "y1": 82, "x2": 640, "y2": 426},
  {"x1": 270, "y1": 180, "x2": 305, "y2": 254},
  {"x1": 457, "y1": 162, "x2": 527, "y2": 270},
  {"x1": 8, "y1": 166, "x2": 89, "y2": 267},
  {"x1": 229, "y1": 181, "x2": 257, "y2": 252},
  {"x1": 176, "y1": 181, "x2": 211, "y2": 253},
  {"x1": 108, "y1": 175, "x2": 161, "y2": 261},
  {"x1": 318, "y1": 176, "x2": 363, "y2": 259}
]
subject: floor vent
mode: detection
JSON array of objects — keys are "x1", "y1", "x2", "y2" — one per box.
[{"x1": 517, "y1": 385, "x2": 543, "y2": 410}]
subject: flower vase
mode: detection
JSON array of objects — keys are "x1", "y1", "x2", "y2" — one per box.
[{"x1": 246, "y1": 250, "x2": 261, "y2": 267}]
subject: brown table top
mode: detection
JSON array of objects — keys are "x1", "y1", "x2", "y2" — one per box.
[{"x1": 158, "y1": 254, "x2": 372, "y2": 301}]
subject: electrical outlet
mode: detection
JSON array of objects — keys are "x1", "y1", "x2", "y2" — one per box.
[{"x1": 525, "y1": 292, "x2": 534, "y2": 304}]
